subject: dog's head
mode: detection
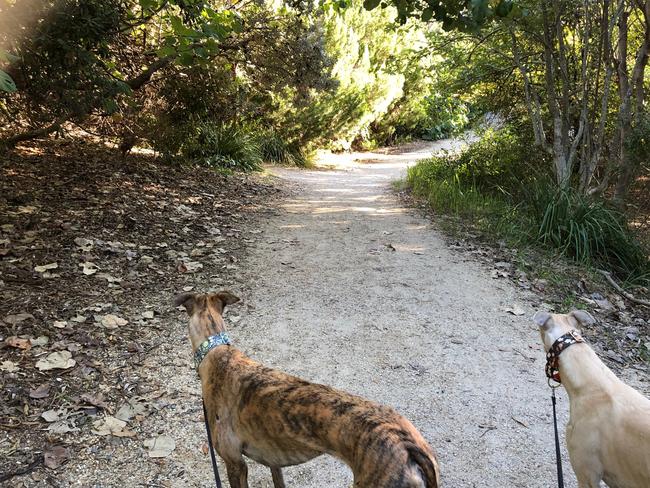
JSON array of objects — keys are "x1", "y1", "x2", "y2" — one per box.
[
  {"x1": 174, "y1": 290, "x2": 240, "y2": 349},
  {"x1": 533, "y1": 309, "x2": 595, "y2": 352}
]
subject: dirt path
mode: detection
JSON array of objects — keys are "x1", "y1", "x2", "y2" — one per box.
[
  {"x1": 224, "y1": 139, "x2": 577, "y2": 487},
  {"x1": 30, "y1": 138, "x2": 576, "y2": 488}
]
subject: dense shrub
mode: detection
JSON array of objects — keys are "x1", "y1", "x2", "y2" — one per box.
[{"x1": 407, "y1": 127, "x2": 649, "y2": 282}]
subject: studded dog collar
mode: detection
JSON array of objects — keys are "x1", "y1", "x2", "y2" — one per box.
[
  {"x1": 194, "y1": 332, "x2": 231, "y2": 370},
  {"x1": 545, "y1": 330, "x2": 584, "y2": 383}
]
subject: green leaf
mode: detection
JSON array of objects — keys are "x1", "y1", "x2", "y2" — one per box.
[
  {"x1": 0, "y1": 50, "x2": 19, "y2": 63},
  {"x1": 363, "y1": 0, "x2": 381, "y2": 10},
  {"x1": 495, "y1": 0, "x2": 513, "y2": 17},
  {"x1": 421, "y1": 7, "x2": 433, "y2": 21},
  {"x1": 0, "y1": 69, "x2": 16, "y2": 93},
  {"x1": 156, "y1": 45, "x2": 176, "y2": 58}
]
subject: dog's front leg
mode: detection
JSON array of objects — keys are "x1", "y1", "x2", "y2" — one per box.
[
  {"x1": 271, "y1": 467, "x2": 286, "y2": 488},
  {"x1": 224, "y1": 458, "x2": 249, "y2": 488}
]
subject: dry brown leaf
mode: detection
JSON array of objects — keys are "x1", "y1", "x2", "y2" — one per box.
[
  {"x1": 34, "y1": 262, "x2": 58, "y2": 273},
  {"x1": 144, "y1": 435, "x2": 176, "y2": 458},
  {"x1": 4, "y1": 313, "x2": 34, "y2": 325},
  {"x1": 29, "y1": 384, "x2": 51, "y2": 399},
  {"x1": 44, "y1": 446, "x2": 70, "y2": 469},
  {"x1": 100, "y1": 314, "x2": 128, "y2": 329},
  {"x1": 35, "y1": 351, "x2": 76, "y2": 371},
  {"x1": 1, "y1": 360, "x2": 19, "y2": 372},
  {"x1": 92, "y1": 416, "x2": 127, "y2": 436},
  {"x1": 5, "y1": 336, "x2": 31, "y2": 350}
]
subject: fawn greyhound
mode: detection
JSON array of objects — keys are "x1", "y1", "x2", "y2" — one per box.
[
  {"x1": 535, "y1": 310, "x2": 650, "y2": 488},
  {"x1": 176, "y1": 290, "x2": 440, "y2": 488}
]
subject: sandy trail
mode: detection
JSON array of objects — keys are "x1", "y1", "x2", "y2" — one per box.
[{"x1": 225, "y1": 138, "x2": 576, "y2": 487}]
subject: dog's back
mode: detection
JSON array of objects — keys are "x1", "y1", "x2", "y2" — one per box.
[{"x1": 205, "y1": 347, "x2": 440, "y2": 487}]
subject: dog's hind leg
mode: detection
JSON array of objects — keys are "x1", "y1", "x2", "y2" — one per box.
[
  {"x1": 271, "y1": 467, "x2": 286, "y2": 488},
  {"x1": 224, "y1": 458, "x2": 249, "y2": 488}
]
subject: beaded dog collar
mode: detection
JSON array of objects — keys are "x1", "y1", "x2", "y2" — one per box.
[{"x1": 194, "y1": 332, "x2": 231, "y2": 370}]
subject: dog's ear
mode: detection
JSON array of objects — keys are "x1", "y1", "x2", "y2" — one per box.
[
  {"x1": 174, "y1": 292, "x2": 197, "y2": 315},
  {"x1": 570, "y1": 309, "x2": 595, "y2": 327},
  {"x1": 209, "y1": 290, "x2": 240, "y2": 312},
  {"x1": 533, "y1": 311, "x2": 552, "y2": 329}
]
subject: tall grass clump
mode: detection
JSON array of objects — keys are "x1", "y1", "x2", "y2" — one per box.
[
  {"x1": 258, "y1": 131, "x2": 309, "y2": 167},
  {"x1": 407, "y1": 125, "x2": 649, "y2": 282},
  {"x1": 184, "y1": 123, "x2": 262, "y2": 172},
  {"x1": 528, "y1": 185, "x2": 648, "y2": 281}
]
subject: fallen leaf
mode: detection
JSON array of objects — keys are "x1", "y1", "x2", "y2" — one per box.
[
  {"x1": 71, "y1": 315, "x2": 87, "y2": 323},
  {"x1": 96, "y1": 273, "x2": 121, "y2": 283},
  {"x1": 4, "y1": 313, "x2": 34, "y2": 325},
  {"x1": 80, "y1": 262, "x2": 99, "y2": 275},
  {"x1": 44, "y1": 446, "x2": 70, "y2": 469},
  {"x1": 30, "y1": 336, "x2": 49, "y2": 347},
  {"x1": 29, "y1": 384, "x2": 51, "y2": 399},
  {"x1": 112, "y1": 429, "x2": 136, "y2": 438},
  {"x1": 41, "y1": 409, "x2": 64, "y2": 422},
  {"x1": 92, "y1": 416, "x2": 127, "y2": 436},
  {"x1": 181, "y1": 261, "x2": 203, "y2": 273},
  {"x1": 34, "y1": 263, "x2": 58, "y2": 273},
  {"x1": 100, "y1": 314, "x2": 128, "y2": 329},
  {"x1": 47, "y1": 421, "x2": 79, "y2": 434},
  {"x1": 144, "y1": 435, "x2": 176, "y2": 458},
  {"x1": 35, "y1": 351, "x2": 76, "y2": 371},
  {"x1": 81, "y1": 392, "x2": 109, "y2": 410},
  {"x1": 17, "y1": 205, "x2": 37, "y2": 214},
  {"x1": 141, "y1": 311, "x2": 154, "y2": 319},
  {"x1": 53, "y1": 321, "x2": 68, "y2": 329},
  {"x1": 5, "y1": 336, "x2": 31, "y2": 350},
  {"x1": 74, "y1": 237, "x2": 94, "y2": 252},
  {"x1": 115, "y1": 398, "x2": 147, "y2": 421},
  {"x1": 504, "y1": 305, "x2": 526, "y2": 316},
  {"x1": 1, "y1": 360, "x2": 19, "y2": 372}
]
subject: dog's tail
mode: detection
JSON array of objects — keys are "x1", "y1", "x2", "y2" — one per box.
[{"x1": 405, "y1": 442, "x2": 440, "y2": 488}]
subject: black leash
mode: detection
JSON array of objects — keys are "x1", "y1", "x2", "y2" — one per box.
[
  {"x1": 202, "y1": 400, "x2": 223, "y2": 488},
  {"x1": 551, "y1": 387, "x2": 564, "y2": 488}
]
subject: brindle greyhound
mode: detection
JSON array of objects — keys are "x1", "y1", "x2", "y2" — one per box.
[{"x1": 176, "y1": 290, "x2": 440, "y2": 488}]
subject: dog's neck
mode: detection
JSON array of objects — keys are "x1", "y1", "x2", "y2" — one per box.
[
  {"x1": 558, "y1": 344, "x2": 620, "y2": 397},
  {"x1": 188, "y1": 310, "x2": 228, "y2": 352}
]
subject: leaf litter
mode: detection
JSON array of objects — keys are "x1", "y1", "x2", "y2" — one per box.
[{"x1": 0, "y1": 137, "x2": 279, "y2": 483}]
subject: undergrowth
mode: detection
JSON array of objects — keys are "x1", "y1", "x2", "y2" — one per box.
[{"x1": 407, "y1": 127, "x2": 650, "y2": 285}]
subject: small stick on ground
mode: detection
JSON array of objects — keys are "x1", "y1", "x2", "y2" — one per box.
[{"x1": 597, "y1": 269, "x2": 650, "y2": 308}]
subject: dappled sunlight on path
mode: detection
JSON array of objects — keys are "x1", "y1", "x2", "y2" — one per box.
[{"x1": 233, "y1": 137, "x2": 578, "y2": 487}]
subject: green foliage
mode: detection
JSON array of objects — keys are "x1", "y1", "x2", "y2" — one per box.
[
  {"x1": 258, "y1": 132, "x2": 308, "y2": 167},
  {"x1": 362, "y1": 0, "x2": 515, "y2": 30},
  {"x1": 530, "y1": 187, "x2": 648, "y2": 279},
  {"x1": 410, "y1": 127, "x2": 548, "y2": 200},
  {"x1": 0, "y1": 70, "x2": 16, "y2": 93},
  {"x1": 407, "y1": 127, "x2": 649, "y2": 282},
  {"x1": 183, "y1": 123, "x2": 262, "y2": 172}
]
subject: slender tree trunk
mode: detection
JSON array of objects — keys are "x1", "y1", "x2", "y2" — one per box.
[{"x1": 614, "y1": 1, "x2": 650, "y2": 201}]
